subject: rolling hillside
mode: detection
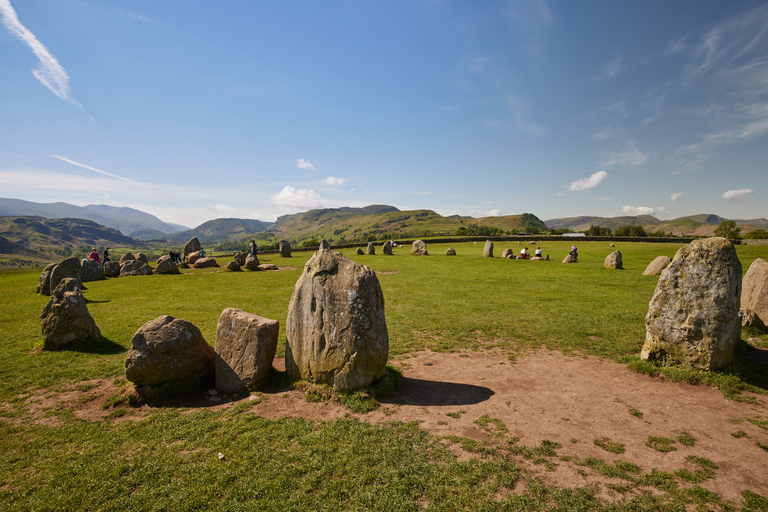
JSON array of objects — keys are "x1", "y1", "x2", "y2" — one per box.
[
  {"x1": 545, "y1": 213, "x2": 768, "y2": 237},
  {"x1": 167, "y1": 218, "x2": 273, "y2": 243}
]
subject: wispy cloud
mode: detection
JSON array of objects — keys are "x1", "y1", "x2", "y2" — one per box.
[
  {"x1": 664, "y1": 35, "x2": 689, "y2": 55},
  {"x1": 271, "y1": 185, "x2": 327, "y2": 209},
  {"x1": 51, "y1": 155, "x2": 143, "y2": 186},
  {"x1": 0, "y1": 0, "x2": 81, "y2": 107},
  {"x1": 566, "y1": 170, "x2": 607, "y2": 192},
  {"x1": 670, "y1": 191, "x2": 684, "y2": 202},
  {"x1": 601, "y1": 142, "x2": 648, "y2": 167},
  {"x1": 296, "y1": 159, "x2": 316, "y2": 171},
  {"x1": 323, "y1": 176, "x2": 345, "y2": 186},
  {"x1": 504, "y1": 94, "x2": 545, "y2": 136},
  {"x1": 622, "y1": 205, "x2": 655, "y2": 216},
  {"x1": 722, "y1": 188, "x2": 755, "y2": 200},
  {"x1": 589, "y1": 56, "x2": 624, "y2": 81}
]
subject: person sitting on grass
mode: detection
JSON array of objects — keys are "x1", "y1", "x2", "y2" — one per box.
[
  {"x1": 520, "y1": 247, "x2": 529, "y2": 260},
  {"x1": 535, "y1": 246, "x2": 542, "y2": 257}
]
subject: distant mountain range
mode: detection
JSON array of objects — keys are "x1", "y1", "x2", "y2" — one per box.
[
  {"x1": 544, "y1": 214, "x2": 768, "y2": 236},
  {"x1": 0, "y1": 198, "x2": 188, "y2": 236}
]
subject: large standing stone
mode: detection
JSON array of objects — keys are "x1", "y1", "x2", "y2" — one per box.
[
  {"x1": 501, "y1": 249, "x2": 513, "y2": 259},
  {"x1": 366, "y1": 242, "x2": 375, "y2": 255},
  {"x1": 604, "y1": 251, "x2": 623, "y2": 270},
  {"x1": 124, "y1": 315, "x2": 215, "y2": 387},
  {"x1": 642, "y1": 237, "x2": 742, "y2": 371},
  {"x1": 120, "y1": 260, "x2": 153, "y2": 276},
  {"x1": 119, "y1": 253, "x2": 135, "y2": 264},
  {"x1": 49, "y1": 257, "x2": 82, "y2": 293},
  {"x1": 244, "y1": 254, "x2": 261, "y2": 270},
  {"x1": 644, "y1": 256, "x2": 672, "y2": 276},
  {"x1": 483, "y1": 240, "x2": 494, "y2": 258},
  {"x1": 215, "y1": 308, "x2": 279, "y2": 392},
  {"x1": 81, "y1": 259, "x2": 105, "y2": 282},
  {"x1": 411, "y1": 240, "x2": 428, "y2": 256},
  {"x1": 741, "y1": 258, "x2": 768, "y2": 328},
  {"x1": 382, "y1": 241, "x2": 393, "y2": 255},
  {"x1": 155, "y1": 259, "x2": 180, "y2": 275},
  {"x1": 103, "y1": 261, "x2": 121, "y2": 278},
  {"x1": 40, "y1": 278, "x2": 101, "y2": 350},
  {"x1": 37, "y1": 263, "x2": 56, "y2": 295},
  {"x1": 286, "y1": 250, "x2": 389, "y2": 391},
  {"x1": 445, "y1": 247, "x2": 456, "y2": 256},
  {"x1": 234, "y1": 252, "x2": 247, "y2": 266},
  {"x1": 279, "y1": 239, "x2": 292, "y2": 257},
  {"x1": 194, "y1": 257, "x2": 219, "y2": 268},
  {"x1": 183, "y1": 237, "x2": 201, "y2": 261},
  {"x1": 134, "y1": 252, "x2": 149, "y2": 264}
]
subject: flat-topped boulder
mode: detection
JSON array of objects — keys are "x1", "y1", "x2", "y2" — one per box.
[
  {"x1": 644, "y1": 256, "x2": 672, "y2": 276},
  {"x1": 40, "y1": 278, "x2": 101, "y2": 350},
  {"x1": 120, "y1": 259, "x2": 152, "y2": 276},
  {"x1": 245, "y1": 254, "x2": 260, "y2": 270},
  {"x1": 194, "y1": 257, "x2": 219, "y2": 268},
  {"x1": 155, "y1": 259, "x2": 180, "y2": 275},
  {"x1": 411, "y1": 240, "x2": 428, "y2": 256},
  {"x1": 604, "y1": 251, "x2": 623, "y2": 269},
  {"x1": 258, "y1": 264, "x2": 277, "y2": 271},
  {"x1": 642, "y1": 237, "x2": 742, "y2": 371},
  {"x1": 215, "y1": 308, "x2": 279, "y2": 393},
  {"x1": 286, "y1": 250, "x2": 388, "y2": 391},
  {"x1": 124, "y1": 315, "x2": 215, "y2": 387}
]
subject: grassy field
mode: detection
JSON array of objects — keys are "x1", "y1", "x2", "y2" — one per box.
[{"x1": 1, "y1": 240, "x2": 767, "y2": 510}]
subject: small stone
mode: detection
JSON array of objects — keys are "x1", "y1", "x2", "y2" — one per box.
[
  {"x1": 208, "y1": 389, "x2": 218, "y2": 396},
  {"x1": 217, "y1": 452, "x2": 225, "y2": 460},
  {"x1": 209, "y1": 396, "x2": 221, "y2": 403}
]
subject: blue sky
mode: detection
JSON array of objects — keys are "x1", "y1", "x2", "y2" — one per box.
[{"x1": 1, "y1": 0, "x2": 766, "y2": 228}]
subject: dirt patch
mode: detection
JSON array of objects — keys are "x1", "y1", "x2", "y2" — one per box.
[{"x1": 375, "y1": 271, "x2": 401, "y2": 275}]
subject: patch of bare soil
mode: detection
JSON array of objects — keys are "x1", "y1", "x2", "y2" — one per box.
[{"x1": 10, "y1": 350, "x2": 768, "y2": 504}]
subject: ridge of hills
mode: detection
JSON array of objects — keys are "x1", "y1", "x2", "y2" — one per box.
[{"x1": 544, "y1": 214, "x2": 768, "y2": 237}]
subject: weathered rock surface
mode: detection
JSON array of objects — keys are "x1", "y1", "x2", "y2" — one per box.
[
  {"x1": 483, "y1": 240, "x2": 494, "y2": 258},
  {"x1": 103, "y1": 261, "x2": 121, "y2": 278},
  {"x1": 49, "y1": 257, "x2": 83, "y2": 293},
  {"x1": 356, "y1": 247, "x2": 365, "y2": 255},
  {"x1": 134, "y1": 252, "x2": 149, "y2": 264},
  {"x1": 319, "y1": 240, "x2": 329, "y2": 250},
  {"x1": 258, "y1": 264, "x2": 277, "y2": 271},
  {"x1": 40, "y1": 278, "x2": 101, "y2": 350},
  {"x1": 81, "y1": 259, "x2": 105, "y2": 282},
  {"x1": 445, "y1": 247, "x2": 456, "y2": 256},
  {"x1": 226, "y1": 260, "x2": 241, "y2": 271},
  {"x1": 643, "y1": 256, "x2": 672, "y2": 276},
  {"x1": 187, "y1": 251, "x2": 201, "y2": 265},
  {"x1": 119, "y1": 253, "x2": 135, "y2": 264},
  {"x1": 562, "y1": 253, "x2": 577, "y2": 264},
  {"x1": 531, "y1": 256, "x2": 544, "y2": 261},
  {"x1": 411, "y1": 240, "x2": 428, "y2": 256},
  {"x1": 124, "y1": 315, "x2": 215, "y2": 387},
  {"x1": 157, "y1": 255, "x2": 171, "y2": 265},
  {"x1": 641, "y1": 237, "x2": 742, "y2": 371},
  {"x1": 366, "y1": 242, "x2": 375, "y2": 255},
  {"x1": 286, "y1": 250, "x2": 389, "y2": 391},
  {"x1": 155, "y1": 259, "x2": 180, "y2": 275},
  {"x1": 183, "y1": 237, "x2": 201, "y2": 261},
  {"x1": 604, "y1": 251, "x2": 623, "y2": 270},
  {"x1": 741, "y1": 258, "x2": 768, "y2": 328},
  {"x1": 234, "y1": 252, "x2": 247, "y2": 266},
  {"x1": 501, "y1": 248, "x2": 513, "y2": 259},
  {"x1": 120, "y1": 260, "x2": 153, "y2": 276},
  {"x1": 37, "y1": 263, "x2": 56, "y2": 295},
  {"x1": 194, "y1": 257, "x2": 219, "y2": 268},
  {"x1": 245, "y1": 254, "x2": 261, "y2": 270},
  {"x1": 382, "y1": 241, "x2": 393, "y2": 255},
  {"x1": 215, "y1": 308, "x2": 279, "y2": 392},
  {"x1": 279, "y1": 239, "x2": 292, "y2": 257}
]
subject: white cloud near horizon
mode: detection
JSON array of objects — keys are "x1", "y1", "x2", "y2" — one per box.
[
  {"x1": 323, "y1": 176, "x2": 345, "y2": 185},
  {"x1": 0, "y1": 0, "x2": 81, "y2": 107},
  {"x1": 622, "y1": 205, "x2": 655, "y2": 216},
  {"x1": 296, "y1": 159, "x2": 316, "y2": 171},
  {"x1": 670, "y1": 191, "x2": 684, "y2": 201},
  {"x1": 51, "y1": 155, "x2": 143, "y2": 186},
  {"x1": 469, "y1": 208, "x2": 503, "y2": 217},
  {"x1": 271, "y1": 185, "x2": 327, "y2": 209},
  {"x1": 722, "y1": 188, "x2": 755, "y2": 200},
  {"x1": 566, "y1": 170, "x2": 607, "y2": 192}
]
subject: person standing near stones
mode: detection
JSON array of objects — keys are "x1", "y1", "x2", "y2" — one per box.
[
  {"x1": 250, "y1": 240, "x2": 258, "y2": 257},
  {"x1": 199, "y1": 247, "x2": 206, "y2": 258},
  {"x1": 103, "y1": 247, "x2": 110, "y2": 264}
]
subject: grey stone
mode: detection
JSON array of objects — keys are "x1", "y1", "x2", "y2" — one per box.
[
  {"x1": 356, "y1": 247, "x2": 365, "y2": 255},
  {"x1": 103, "y1": 261, "x2": 121, "y2": 278},
  {"x1": 194, "y1": 257, "x2": 219, "y2": 268},
  {"x1": 382, "y1": 241, "x2": 393, "y2": 255},
  {"x1": 641, "y1": 237, "x2": 742, "y2": 371},
  {"x1": 244, "y1": 254, "x2": 260, "y2": 270},
  {"x1": 366, "y1": 242, "x2": 375, "y2": 255},
  {"x1": 120, "y1": 259, "x2": 153, "y2": 276},
  {"x1": 562, "y1": 253, "x2": 577, "y2": 264},
  {"x1": 445, "y1": 247, "x2": 456, "y2": 256},
  {"x1": 501, "y1": 248, "x2": 513, "y2": 259},
  {"x1": 40, "y1": 278, "x2": 101, "y2": 350},
  {"x1": 119, "y1": 252, "x2": 135, "y2": 264},
  {"x1": 741, "y1": 258, "x2": 768, "y2": 327},
  {"x1": 37, "y1": 263, "x2": 56, "y2": 295},
  {"x1": 604, "y1": 250, "x2": 623, "y2": 269},
  {"x1": 644, "y1": 256, "x2": 672, "y2": 276},
  {"x1": 187, "y1": 251, "x2": 202, "y2": 265},
  {"x1": 183, "y1": 237, "x2": 201, "y2": 261},
  {"x1": 81, "y1": 259, "x2": 105, "y2": 282},
  {"x1": 234, "y1": 252, "x2": 247, "y2": 266},
  {"x1": 155, "y1": 259, "x2": 180, "y2": 275},
  {"x1": 215, "y1": 308, "x2": 279, "y2": 392},
  {"x1": 49, "y1": 257, "x2": 82, "y2": 293},
  {"x1": 134, "y1": 252, "x2": 148, "y2": 264},
  {"x1": 319, "y1": 240, "x2": 329, "y2": 250},
  {"x1": 226, "y1": 260, "x2": 241, "y2": 271},
  {"x1": 286, "y1": 250, "x2": 388, "y2": 391},
  {"x1": 483, "y1": 240, "x2": 493, "y2": 258},
  {"x1": 124, "y1": 315, "x2": 215, "y2": 387},
  {"x1": 157, "y1": 255, "x2": 171, "y2": 265},
  {"x1": 411, "y1": 240, "x2": 428, "y2": 256},
  {"x1": 279, "y1": 239, "x2": 292, "y2": 257},
  {"x1": 258, "y1": 264, "x2": 277, "y2": 271}
]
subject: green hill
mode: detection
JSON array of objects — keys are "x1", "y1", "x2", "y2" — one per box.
[{"x1": 168, "y1": 218, "x2": 273, "y2": 243}]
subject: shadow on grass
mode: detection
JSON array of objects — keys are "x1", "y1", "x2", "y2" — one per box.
[
  {"x1": 384, "y1": 377, "x2": 494, "y2": 406},
  {"x1": 84, "y1": 298, "x2": 110, "y2": 304},
  {"x1": 61, "y1": 336, "x2": 126, "y2": 355}
]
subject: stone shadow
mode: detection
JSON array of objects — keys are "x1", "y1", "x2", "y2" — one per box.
[
  {"x1": 383, "y1": 377, "x2": 494, "y2": 407},
  {"x1": 59, "y1": 337, "x2": 126, "y2": 355}
]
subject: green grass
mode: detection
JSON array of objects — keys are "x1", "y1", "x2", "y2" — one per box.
[{"x1": 2, "y1": 241, "x2": 768, "y2": 510}]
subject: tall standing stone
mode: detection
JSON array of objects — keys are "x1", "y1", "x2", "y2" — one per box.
[
  {"x1": 741, "y1": 258, "x2": 768, "y2": 328},
  {"x1": 183, "y1": 237, "x2": 201, "y2": 261},
  {"x1": 411, "y1": 240, "x2": 428, "y2": 256},
  {"x1": 215, "y1": 308, "x2": 279, "y2": 392},
  {"x1": 642, "y1": 237, "x2": 742, "y2": 371},
  {"x1": 643, "y1": 256, "x2": 672, "y2": 276},
  {"x1": 40, "y1": 278, "x2": 101, "y2": 350},
  {"x1": 382, "y1": 241, "x2": 393, "y2": 255},
  {"x1": 37, "y1": 263, "x2": 56, "y2": 295},
  {"x1": 286, "y1": 250, "x2": 388, "y2": 391},
  {"x1": 49, "y1": 257, "x2": 83, "y2": 293},
  {"x1": 279, "y1": 239, "x2": 292, "y2": 257},
  {"x1": 483, "y1": 240, "x2": 494, "y2": 258},
  {"x1": 366, "y1": 242, "x2": 375, "y2": 255},
  {"x1": 604, "y1": 251, "x2": 623, "y2": 269}
]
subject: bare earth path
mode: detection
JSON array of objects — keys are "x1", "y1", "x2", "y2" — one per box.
[{"x1": 251, "y1": 351, "x2": 768, "y2": 503}]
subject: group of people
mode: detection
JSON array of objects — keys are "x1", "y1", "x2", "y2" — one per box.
[
  {"x1": 85, "y1": 247, "x2": 110, "y2": 267},
  {"x1": 519, "y1": 246, "x2": 544, "y2": 260}
]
